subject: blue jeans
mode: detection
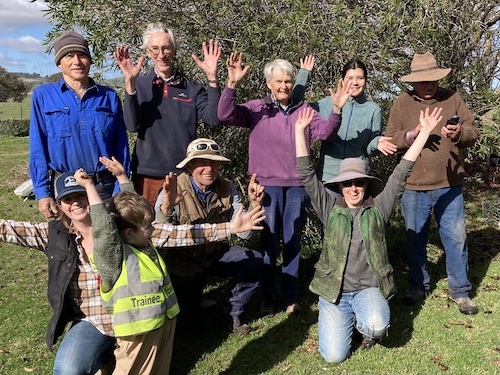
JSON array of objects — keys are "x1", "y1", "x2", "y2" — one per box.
[
  {"x1": 260, "y1": 186, "x2": 309, "y2": 306},
  {"x1": 401, "y1": 186, "x2": 472, "y2": 298},
  {"x1": 53, "y1": 320, "x2": 115, "y2": 375},
  {"x1": 318, "y1": 288, "x2": 390, "y2": 363}
]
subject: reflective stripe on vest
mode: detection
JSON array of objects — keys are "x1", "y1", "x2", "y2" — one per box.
[{"x1": 101, "y1": 242, "x2": 179, "y2": 337}]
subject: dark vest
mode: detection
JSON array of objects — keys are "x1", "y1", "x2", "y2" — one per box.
[
  {"x1": 309, "y1": 198, "x2": 396, "y2": 303},
  {"x1": 162, "y1": 173, "x2": 232, "y2": 280},
  {"x1": 45, "y1": 220, "x2": 82, "y2": 351}
]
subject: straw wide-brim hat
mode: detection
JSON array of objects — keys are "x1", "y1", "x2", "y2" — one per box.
[
  {"x1": 400, "y1": 52, "x2": 451, "y2": 82},
  {"x1": 176, "y1": 138, "x2": 231, "y2": 169},
  {"x1": 324, "y1": 158, "x2": 383, "y2": 195}
]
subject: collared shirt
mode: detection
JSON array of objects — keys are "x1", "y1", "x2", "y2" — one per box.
[
  {"x1": 29, "y1": 78, "x2": 131, "y2": 199},
  {"x1": 0, "y1": 219, "x2": 114, "y2": 336},
  {"x1": 271, "y1": 94, "x2": 292, "y2": 115},
  {"x1": 0, "y1": 217, "x2": 233, "y2": 335},
  {"x1": 190, "y1": 176, "x2": 215, "y2": 211},
  {"x1": 89, "y1": 203, "x2": 233, "y2": 288},
  {"x1": 154, "y1": 69, "x2": 176, "y2": 85}
]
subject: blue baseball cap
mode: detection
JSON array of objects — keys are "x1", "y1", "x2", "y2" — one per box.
[{"x1": 54, "y1": 172, "x2": 86, "y2": 200}]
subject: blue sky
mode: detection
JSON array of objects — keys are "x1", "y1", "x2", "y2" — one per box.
[{"x1": 0, "y1": 0, "x2": 59, "y2": 77}]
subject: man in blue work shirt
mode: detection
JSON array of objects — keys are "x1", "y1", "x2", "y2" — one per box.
[{"x1": 29, "y1": 30, "x2": 130, "y2": 218}]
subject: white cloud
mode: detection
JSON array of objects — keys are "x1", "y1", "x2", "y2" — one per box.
[
  {"x1": 0, "y1": 0, "x2": 50, "y2": 32},
  {"x1": 0, "y1": 35, "x2": 45, "y2": 53}
]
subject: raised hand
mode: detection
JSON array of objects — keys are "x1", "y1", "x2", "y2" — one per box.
[
  {"x1": 295, "y1": 106, "x2": 315, "y2": 133},
  {"x1": 230, "y1": 205, "x2": 266, "y2": 234},
  {"x1": 226, "y1": 51, "x2": 250, "y2": 88},
  {"x1": 99, "y1": 156, "x2": 128, "y2": 184},
  {"x1": 300, "y1": 55, "x2": 315, "y2": 71},
  {"x1": 329, "y1": 78, "x2": 353, "y2": 113},
  {"x1": 248, "y1": 173, "x2": 265, "y2": 208},
  {"x1": 99, "y1": 156, "x2": 125, "y2": 177},
  {"x1": 160, "y1": 172, "x2": 187, "y2": 215},
  {"x1": 74, "y1": 168, "x2": 93, "y2": 188},
  {"x1": 191, "y1": 39, "x2": 221, "y2": 83},
  {"x1": 377, "y1": 136, "x2": 398, "y2": 156},
  {"x1": 74, "y1": 168, "x2": 101, "y2": 205},
  {"x1": 114, "y1": 45, "x2": 144, "y2": 82},
  {"x1": 420, "y1": 107, "x2": 443, "y2": 134}
]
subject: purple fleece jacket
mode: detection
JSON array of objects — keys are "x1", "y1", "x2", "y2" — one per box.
[{"x1": 218, "y1": 87, "x2": 341, "y2": 186}]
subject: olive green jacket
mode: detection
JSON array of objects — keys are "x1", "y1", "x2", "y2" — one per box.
[{"x1": 310, "y1": 201, "x2": 395, "y2": 303}]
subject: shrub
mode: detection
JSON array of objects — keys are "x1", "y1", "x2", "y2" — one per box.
[{"x1": 0, "y1": 119, "x2": 30, "y2": 137}]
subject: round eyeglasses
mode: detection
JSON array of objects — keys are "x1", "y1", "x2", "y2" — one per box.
[{"x1": 147, "y1": 46, "x2": 174, "y2": 56}]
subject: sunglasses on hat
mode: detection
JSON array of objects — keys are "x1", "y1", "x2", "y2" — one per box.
[{"x1": 187, "y1": 142, "x2": 220, "y2": 154}]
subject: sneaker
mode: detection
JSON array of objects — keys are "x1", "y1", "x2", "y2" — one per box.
[
  {"x1": 361, "y1": 335, "x2": 378, "y2": 350},
  {"x1": 259, "y1": 302, "x2": 275, "y2": 317},
  {"x1": 214, "y1": 306, "x2": 251, "y2": 335},
  {"x1": 452, "y1": 296, "x2": 478, "y2": 315},
  {"x1": 404, "y1": 289, "x2": 427, "y2": 305},
  {"x1": 232, "y1": 318, "x2": 251, "y2": 335},
  {"x1": 285, "y1": 302, "x2": 301, "y2": 315}
]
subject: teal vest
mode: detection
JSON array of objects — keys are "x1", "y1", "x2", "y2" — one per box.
[
  {"x1": 101, "y1": 243, "x2": 179, "y2": 337},
  {"x1": 309, "y1": 202, "x2": 396, "y2": 303}
]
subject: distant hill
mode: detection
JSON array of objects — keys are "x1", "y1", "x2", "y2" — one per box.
[{"x1": 14, "y1": 72, "x2": 124, "y2": 92}]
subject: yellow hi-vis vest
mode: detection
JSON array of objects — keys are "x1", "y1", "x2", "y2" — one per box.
[{"x1": 100, "y1": 242, "x2": 180, "y2": 337}]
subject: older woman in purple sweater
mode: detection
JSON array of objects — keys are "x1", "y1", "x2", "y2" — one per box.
[{"x1": 218, "y1": 51, "x2": 351, "y2": 315}]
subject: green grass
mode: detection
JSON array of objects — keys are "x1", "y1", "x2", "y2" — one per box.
[
  {"x1": 0, "y1": 135, "x2": 499, "y2": 374},
  {"x1": 0, "y1": 96, "x2": 31, "y2": 121}
]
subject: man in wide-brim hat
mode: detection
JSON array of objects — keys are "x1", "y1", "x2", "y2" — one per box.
[
  {"x1": 154, "y1": 138, "x2": 265, "y2": 336},
  {"x1": 384, "y1": 51, "x2": 479, "y2": 315}
]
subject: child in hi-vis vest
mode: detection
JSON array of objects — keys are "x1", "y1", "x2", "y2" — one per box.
[
  {"x1": 76, "y1": 164, "x2": 178, "y2": 375},
  {"x1": 75, "y1": 157, "x2": 266, "y2": 374}
]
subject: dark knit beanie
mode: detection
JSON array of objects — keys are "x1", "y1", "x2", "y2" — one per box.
[{"x1": 53, "y1": 30, "x2": 92, "y2": 66}]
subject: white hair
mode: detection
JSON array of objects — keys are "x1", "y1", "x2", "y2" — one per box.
[
  {"x1": 140, "y1": 23, "x2": 177, "y2": 52},
  {"x1": 263, "y1": 59, "x2": 295, "y2": 82}
]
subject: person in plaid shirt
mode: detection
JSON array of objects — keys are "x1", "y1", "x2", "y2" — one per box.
[{"x1": 0, "y1": 157, "x2": 264, "y2": 375}]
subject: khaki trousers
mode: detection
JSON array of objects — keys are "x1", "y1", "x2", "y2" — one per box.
[{"x1": 113, "y1": 317, "x2": 176, "y2": 375}]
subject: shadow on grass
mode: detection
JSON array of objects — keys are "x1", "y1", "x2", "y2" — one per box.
[
  {"x1": 170, "y1": 221, "x2": 498, "y2": 373},
  {"x1": 169, "y1": 247, "x2": 320, "y2": 375},
  {"x1": 169, "y1": 309, "x2": 232, "y2": 375},
  {"x1": 383, "y1": 224, "x2": 499, "y2": 349},
  {"x1": 220, "y1": 311, "x2": 314, "y2": 375}
]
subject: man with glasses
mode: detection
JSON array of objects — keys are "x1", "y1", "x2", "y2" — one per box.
[
  {"x1": 115, "y1": 23, "x2": 222, "y2": 206},
  {"x1": 30, "y1": 30, "x2": 130, "y2": 218},
  {"x1": 154, "y1": 138, "x2": 264, "y2": 336}
]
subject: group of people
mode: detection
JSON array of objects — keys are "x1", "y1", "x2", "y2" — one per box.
[{"x1": 0, "y1": 20, "x2": 479, "y2": 373}]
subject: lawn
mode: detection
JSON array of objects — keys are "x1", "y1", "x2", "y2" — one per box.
[
  {"x1": 0, "y1": 96, "x2": 31, "y2": 121},
  {"x1": 0, "y1": 135, "x2": 499, "y2": 374}
]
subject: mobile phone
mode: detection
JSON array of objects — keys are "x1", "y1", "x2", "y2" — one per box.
[{"x1": 447, "y1": 116, "x2": 459, "y2": 125}]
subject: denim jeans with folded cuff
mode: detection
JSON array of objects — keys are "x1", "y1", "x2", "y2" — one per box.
[
  {"x1": 318, "y1": 288, "x2": 390, "y2": 364},
  {"x1": 401, "y1": 186, "x2": 472, "y2": 299}
]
